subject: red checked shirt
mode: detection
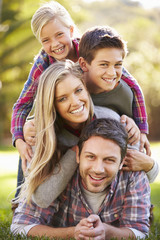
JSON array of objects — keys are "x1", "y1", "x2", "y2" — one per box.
[
  {"x1": 11, "y1": 39, "x2": 148, "y2": 145},
  {"x1": 12, "y1": 170, "x2": 150, "y2": 235}
]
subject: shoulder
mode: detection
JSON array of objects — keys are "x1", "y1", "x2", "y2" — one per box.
[{"x1": 94, "y1": 106, "x2": 120, "y2": 121}]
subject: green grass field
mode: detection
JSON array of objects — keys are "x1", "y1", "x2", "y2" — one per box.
[{"x1": 0, "y1": 144, "x2": 160, "y2": 239}]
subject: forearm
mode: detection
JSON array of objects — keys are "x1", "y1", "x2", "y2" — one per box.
[
  {"x1": 28, "y1": 224, "x2": 75, "y2": 238},
  {"x1": 32, "y1": 149, "x2": 77, "y2": 208},
  {"x1": 122, "y1": 67, "x2": 148, "y2": 134}
]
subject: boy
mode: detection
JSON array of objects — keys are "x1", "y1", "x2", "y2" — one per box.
[{"x1": 78, "y1": 25, "x2": 151, "y2": 155}]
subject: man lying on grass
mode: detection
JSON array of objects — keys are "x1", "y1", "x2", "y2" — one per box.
[{"x1": 11, "y1": 118, "x2": 150, "y2": 240}]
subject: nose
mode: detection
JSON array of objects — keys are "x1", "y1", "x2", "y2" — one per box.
[
  {"x1": 92, "y1": 159, "x2": 104, "y2": 174},
  {"x1": 107, "y1": 66, "x2": 116, "y2": 76},
  {"x1": 51, "y1": 37, "x2": 59, "y2": 48},
  {"x1": 70, "y1": 94, "x2": 80, "y2": 106}
]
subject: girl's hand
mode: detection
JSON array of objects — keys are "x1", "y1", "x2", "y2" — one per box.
[
  {"x1": 15, "y1": 139, "x2": 33, "y2": 174},
  {"x1": 23, "y1": 119, "x2": 36, "y2": 146}
]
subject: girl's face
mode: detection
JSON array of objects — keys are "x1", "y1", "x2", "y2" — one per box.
[
  {"x1": 55, "y1": 74, "x2": 90, "y2": 129},
  {"x1": 40, "y1": 18, "x2": 74, "y2": 61}
]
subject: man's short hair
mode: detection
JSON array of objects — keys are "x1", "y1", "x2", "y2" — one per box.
[
  {"x1": 78, "y1": 118, "x2": 128, "y2": 161},
  {"x1": 79, "y1": 26, "x2": 128, "y2": 64}
]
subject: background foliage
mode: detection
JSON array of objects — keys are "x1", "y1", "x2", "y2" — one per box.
[{"x1": 0, "y1": 0, "x2": 160, "y2": 144}]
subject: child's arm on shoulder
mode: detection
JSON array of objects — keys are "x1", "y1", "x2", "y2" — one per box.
[
  {"x1": 32, "y1": 148, "x2": 78, "y2": 208},
  {"x1": 11, "y1": 50, "x2": 50, "y2": 146},
  {"x1": 121, "y1": 67, "x2": 149, "y2": 152}
]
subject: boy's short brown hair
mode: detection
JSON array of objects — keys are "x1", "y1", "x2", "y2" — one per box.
[{"x1": 79, "y1": 26, "x2": 128, "y2": 64}]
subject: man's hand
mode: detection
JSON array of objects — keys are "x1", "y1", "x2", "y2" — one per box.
[
  {"x1": 122, "y1": 149, "x2": 154, "y2": 172},
  {"x1": 23, "y1": 119, "x2": 36, "y2": 146},
  {"x1": 15, "y1": 139, "x2": 33, "y2": 174},
  {"x1": 75, "y1": 215, "x2": 105, "y2": 240},
  {"x1": 120, "y1": 115, "x2": 140, "y2": 145},
  {"x1": 140, "y1": 133, "x2": 151, "y2": 156}
]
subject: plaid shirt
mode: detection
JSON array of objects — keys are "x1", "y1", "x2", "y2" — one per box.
[
  {"x1": 12, "y1": 170, "x2": 150, "y2": 234},
  {"x1": 11, "y1": 39, "x2": 148, "y2": 145}
]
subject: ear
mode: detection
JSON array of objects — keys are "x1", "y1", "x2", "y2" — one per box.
[
  {"x1": 70, "y1": 26, "x2": 74, "y2": 38},
  {"x1": 79, "y1": 57, "x2": 89, "y2": 72},
  {"x1": 75, "y1": 146, "x2": 80, "y2": 164}
]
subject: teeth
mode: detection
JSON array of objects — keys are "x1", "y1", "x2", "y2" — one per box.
[
  {"x1": 91, "y1": 176, "x2": 104, "y2": 180},
  {"x1": 71, "y1": 105, "x2": 83, "y2": 114},
  {"x1": 54, "y1": 47, "x2": 64, "y2": 53},
  {"x1": 103, "y1": 78, "x2": 115, "y2": 82}
]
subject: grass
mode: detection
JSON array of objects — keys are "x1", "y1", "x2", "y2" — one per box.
[{"x1": 0, "y1": 143, "x2": 160, "y2": 239}]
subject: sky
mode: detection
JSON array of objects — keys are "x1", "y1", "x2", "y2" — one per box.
[{"x1": 83, "y1": 0, "x2": 160, "y2": 9}]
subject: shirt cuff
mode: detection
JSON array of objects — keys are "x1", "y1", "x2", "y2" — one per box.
[
  {"x1": 11, "y1": 223, "x2": 38, "y2": 236},
  {"x1": 129, "y1": 227, "x2": 147, "y2": 239},
  {"x1": 146, "y1": 160, "x2": 159, "y2": 183}
]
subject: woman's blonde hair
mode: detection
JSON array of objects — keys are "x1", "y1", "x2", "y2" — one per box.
[
  {"x1": 31, "y1": 1, "x2": 80, "y2": 42},
  {"x1": 21, "y1": 60, "x2": 93, "y2": 203}
]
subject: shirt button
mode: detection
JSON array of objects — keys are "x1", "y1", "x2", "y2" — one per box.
[{"x1": 114, "y1": 213, "x2": 118, "y2": 218}]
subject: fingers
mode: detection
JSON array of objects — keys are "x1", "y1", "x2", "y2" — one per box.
[
  {"x1": 128, "y1": 128, "x2": 140, "y2": 145},
  {"x1": 144, "y1": 142, "x2": 151, "y2": 156},
  {"x1": 140, "y1": 133, "x2": 151, "y2": 156},
  {"x1": 25, "y1": 136, "x2": 36, "y2": 146}
]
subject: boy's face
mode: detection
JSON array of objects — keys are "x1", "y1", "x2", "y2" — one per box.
[
  {"x1": 80, "y1": 48, "x2": 123, "y2": 94},
  {"x1": 76, "y1": 136, "x2": 122, "y2": 193}
]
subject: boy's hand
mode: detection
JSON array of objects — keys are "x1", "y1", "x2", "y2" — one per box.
[
  {"x1": 140, "y1": 133, "x2": 151, "y2": 156},
  {"x1": 75, "y1": 215, "x2": 105, "y2": 240},
  {"x1": 122, "y1": 149, "x2": 154, "y2": 172},
  {"x1": 23, "y1": 119, "x2": 36, "y2": 146},
  {"x1": 15, "y1": 139, "x2": 33, "y2": 174},
  {"x1": 120, "y1": 115, "x2": 140, "y2": 145}
]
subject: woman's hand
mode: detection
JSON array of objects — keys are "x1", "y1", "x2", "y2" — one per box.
[
  {"x1": 23, "y1": 119, "x2": 36, "y2": 146},
  {"x1": 122, "y1": 149, "x2": 154, "y2": 172}
]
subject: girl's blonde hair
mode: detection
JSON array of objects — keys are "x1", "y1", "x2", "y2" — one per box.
[
  {"x1": 21, "y1": 60, "x2": 93, "y2": 203},
  {"x1": 31, "y1": 1, "x2": 80, "y2": 42}
]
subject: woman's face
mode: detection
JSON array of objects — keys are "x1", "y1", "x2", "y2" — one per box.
[{"x1": 55, "y1": 74, "x2": 90, "y2": 129}]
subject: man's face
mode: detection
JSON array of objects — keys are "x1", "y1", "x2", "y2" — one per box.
[
  {"x1": 80, "y1": 48, "x2": 123, "y2": 94},
  {"x1": 76, "y1": 136, "x2": 122, "y2": 193}
]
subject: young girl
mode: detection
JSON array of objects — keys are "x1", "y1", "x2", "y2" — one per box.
[{"x1": 11, "y1": 1, "x2": 149, "y2": 197}]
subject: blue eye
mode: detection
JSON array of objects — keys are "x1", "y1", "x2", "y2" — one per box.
[
  {"x1": 76, "y1": 88, "x2": 83, "y2": 93},
  {"x1": 58, "y1": 97, "x2": 66, "y2": 102}
]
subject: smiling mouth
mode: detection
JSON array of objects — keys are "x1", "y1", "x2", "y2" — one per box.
[
  {"x1": 71, "y1": 105, "x2": 84, "y2": 114},
  {"x1": 89, "y1": 175, "x2": 106, "y2": 182},
  {"x1": 102, "y1": 78, "x2": 116, "y2": 83},
  {"x1": 53, "y1": 46, "x2": 65, "y2": 53}
]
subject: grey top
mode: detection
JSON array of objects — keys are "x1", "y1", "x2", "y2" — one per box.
[{"x1": 91, "y1": 80, "x2": 133, "y2": 118}]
